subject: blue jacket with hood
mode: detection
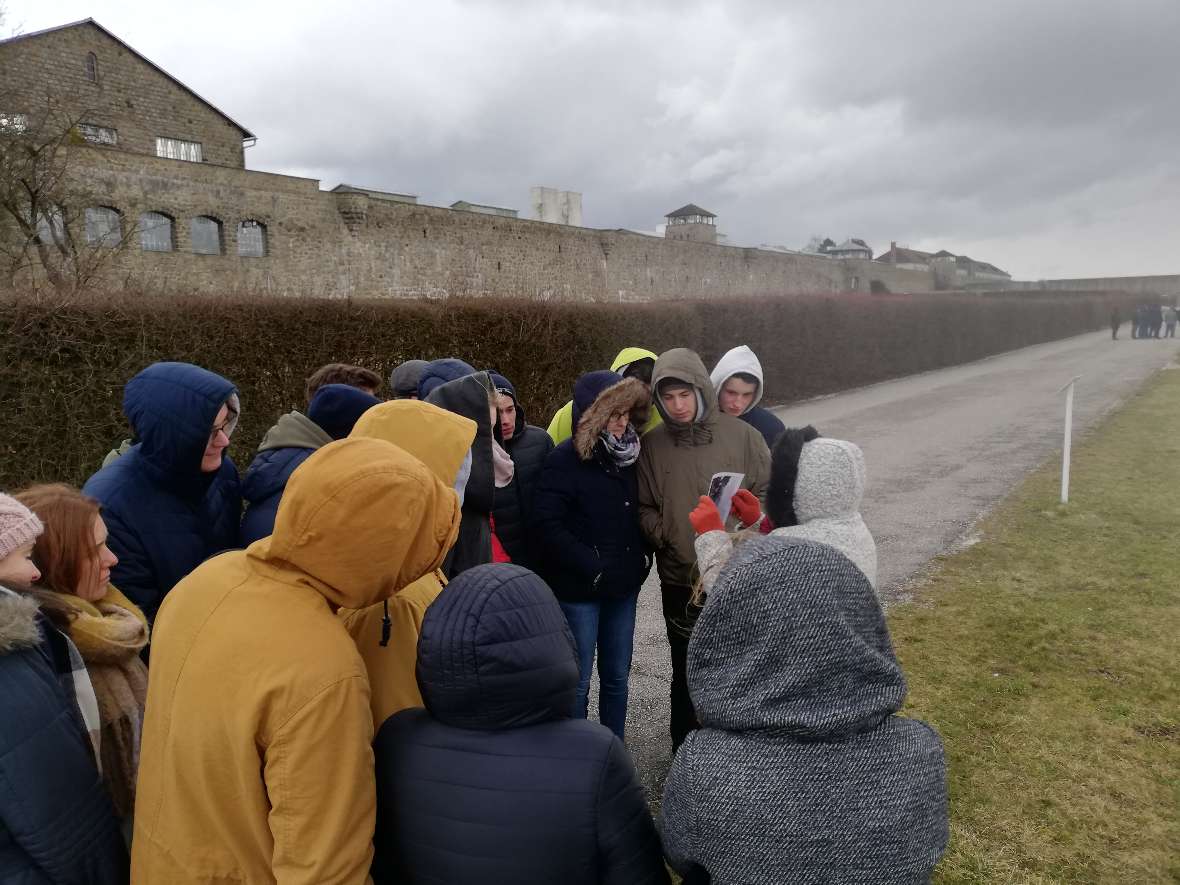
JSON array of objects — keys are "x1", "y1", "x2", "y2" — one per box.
[
  {"x1": 82, "y1": 362, "x2": 242, "y2": 623},
  {"x1": 372, "y1": 564, "x2": 669, "y2": 885}
]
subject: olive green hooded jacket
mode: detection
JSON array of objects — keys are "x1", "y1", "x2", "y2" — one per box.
[{"x1": 637, "y1": 348, "x2": 770, "y2": 587}]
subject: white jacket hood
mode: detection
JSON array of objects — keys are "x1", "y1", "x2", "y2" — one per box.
[
  {"x1": 774, "y1": 438, "x2": 878, "y2": 588},
  {"x1": 709, "y1": 345, "x2": 764, "y2": 415}
]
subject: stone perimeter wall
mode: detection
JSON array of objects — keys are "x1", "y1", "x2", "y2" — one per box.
[{"x1": 47, "y1": 148, "x2": 941, "y2": 301}]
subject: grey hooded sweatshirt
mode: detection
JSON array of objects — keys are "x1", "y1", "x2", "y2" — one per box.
[
  {"x1": 695, "y1": 437, "x2": 877, "y2": 593},
  {"x1": 660, "y1": 536, "x2": 948, "y2": 884}
]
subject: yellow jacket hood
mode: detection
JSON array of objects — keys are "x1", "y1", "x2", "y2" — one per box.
[
  {"x1": 248, "y1": 437, "x2": 461, "y2": 610},
  {"x1": 611, "y1": 346, "x2": 659, "y2": 373},
  {"x1": 351, "y1": 400, "x2": 476, "y2": 485}
]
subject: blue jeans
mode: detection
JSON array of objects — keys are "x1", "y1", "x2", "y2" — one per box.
[{"x1": 559, "y1": 594, "x2": 638, "y2": 739}]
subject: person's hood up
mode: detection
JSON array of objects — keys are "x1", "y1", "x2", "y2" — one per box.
[
  {"x1": 417, "y1": 358, "x2": 476, "y2": 400},
  {"x1": 416, "y1": 563, "x2": 579, "y2": 730},
  {"x1": 351, "y1": 400, "x2": 476, "y2": 487},
  {"x1": 488, "y1": 371, "x2": 527, "y2": 440},
  {"x1": 424, "y1": 372, "x2": 495, "y2": 516},
  {"x1": 257, "y1": 411, "x2": 332, "y2": 454},
  {"x1": 389, "y1": 359, "x2": 430, "y2": 398},
  {"x1": 248, "y1": 437, "x2": 461, "y2": 610},
  {"x1": 307, "y1": 383, "x2": 381, "y2": 440},
  {"x1": 709, "y1": 345, "x2": 764, "y2": 414},
  {"x1": 689, "y1": 535, "x2": 904, "y2": 739},
  {"x1": 573, "y1": 375, "x2": 651, "y2": 461},
  {"x1": 651, "y1": 348, "x2": 715, "y2": 440},
  {"x1": 610, "y1": 346, "x2": 658, "y2": 375},
  {"x1": 123, "y1": 361, "x2": 239, "y2": 478},
  {"x1": 793, "y1": 438, "x2": 866, "y2": 523},
  {"x1": 571, "y1": 370, "x2": 623, "y2": 431}
]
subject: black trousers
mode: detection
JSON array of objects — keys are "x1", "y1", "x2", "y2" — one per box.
[{"x1": 660, "y1": 581, "x2": 700, "y2": 751}]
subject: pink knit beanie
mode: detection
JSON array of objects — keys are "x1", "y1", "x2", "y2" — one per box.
[{"x1": 0, "y1": 493, "x2": 44, "y2": 560}]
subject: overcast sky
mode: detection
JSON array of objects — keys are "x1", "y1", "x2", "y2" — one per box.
[{"x1": 9, "y1": 0, "x2": 1180, "y2": 279}]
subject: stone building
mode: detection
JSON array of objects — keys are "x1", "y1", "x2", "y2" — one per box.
[{"x1": 0, "y1": 19, "x2": 941, "y2": 299}]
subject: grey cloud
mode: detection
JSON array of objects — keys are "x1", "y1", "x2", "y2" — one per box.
[{"x1": 8, "y1": 0, "x2": 1179, "y2": 277}]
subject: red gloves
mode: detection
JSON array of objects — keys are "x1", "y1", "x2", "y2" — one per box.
[
  {"x1": 731, "y1": 489, "x2": 763, "y2": 528},
  {"x1": 689, "y1": 496, "x2": 724, "y2": 535}
]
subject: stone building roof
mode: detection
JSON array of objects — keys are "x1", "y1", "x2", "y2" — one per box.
[
  {"x1": 875, "y1": 245, "x2": 933, "y2": 265},
  {"x1": 666, "y1": 203, "x2": 716, "y2": 219},
  {"x1": 0, "y1": 18, "x2": 255, "y2": 138},
  {"x1": 331, "y1": 184, "x2": 418, "y2": 204}
]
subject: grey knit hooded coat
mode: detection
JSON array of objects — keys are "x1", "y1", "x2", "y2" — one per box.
[{"x1": 660, "y1": 536, "x2": 948, "y2": 884}]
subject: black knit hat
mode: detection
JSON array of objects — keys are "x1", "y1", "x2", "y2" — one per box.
[{"x1": 766, "y1": 425, "x2": 820, "y2": 529}]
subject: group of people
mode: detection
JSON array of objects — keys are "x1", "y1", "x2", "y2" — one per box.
[
  {"x1": 1113, "y1": 303, "x2": 1179, "y2": 339},
  {"x1": 0, "y1": 344, "x2": 949, "y2": 884}
]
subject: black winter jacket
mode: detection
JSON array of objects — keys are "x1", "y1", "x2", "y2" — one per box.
[
  {"x1": 0, "y1": 591, "x2": 128, "y2": 885},
  {"x1": 425, "y1": 372, "x2": 495, "y2": 578},
  {"x1": 532, "y1": 440, "x2": 650, "y2": 601},
  {"x1": 491, "y1": 376, "x2": 553, "y2": 569},
  {"x1": 372, "y1": 565, "x2": 668, "y2": 885}
]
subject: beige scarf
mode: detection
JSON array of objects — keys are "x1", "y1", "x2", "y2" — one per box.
[
  {"x1": 491, "y1": 439, "x2": 515, "y2": 489},
  {"x1": 58, "y1": 586, "x2": 149, "y2": 818}
]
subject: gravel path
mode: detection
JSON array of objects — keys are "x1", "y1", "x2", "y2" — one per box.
[{"x1": 606, "y1": 330, "x2": 1180, "y2": 801}]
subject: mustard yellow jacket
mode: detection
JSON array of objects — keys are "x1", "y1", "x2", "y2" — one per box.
[
  {"x1": 131, "y1": 438, "x2": 461, "y2": 885},
  {"x1": 340, "y1": 401, "x2": 477, "y2": 730}
]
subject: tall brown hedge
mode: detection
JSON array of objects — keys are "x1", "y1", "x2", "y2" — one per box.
[{"x1": 1, "y1": 290, "x2": 1123, "y2": 490}]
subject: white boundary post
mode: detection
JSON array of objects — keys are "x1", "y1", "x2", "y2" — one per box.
[{"x1": 1058, "y1": 375, "x2": 1081, "y2": 504}]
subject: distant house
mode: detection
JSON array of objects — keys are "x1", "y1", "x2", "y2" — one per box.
[
  {"x1": 664, "y1": 203, "x2": 717, "y2": 244},
  {"x1": 450, "y1": 200, "x2": 518, "y2": 219},
  {"x1": 875, "y1": 242, "x2": 935, "y2": 271},
  {"x1": 331, "y1": 184, "x2": 417, "y2": 205},
  {"x1": 827, "y1": 237, "x2": 872, "y2": 260},
  {"x1": 930, "y1": 250, "x2": 1011, "y2": 286}
]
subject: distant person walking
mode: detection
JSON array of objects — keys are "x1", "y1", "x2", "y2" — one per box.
[
  {"x1": 1150, "y1": 303, "x2": 1164, "y2": 339},
  {"x1": 1164, "y1": 305, "x2": 1177, "y2": 338},
  {"x1": 1110, "y1": 307, "x2": 1121, "y2": 340}
]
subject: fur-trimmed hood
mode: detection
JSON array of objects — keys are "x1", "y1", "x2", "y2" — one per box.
[
  {"x1": 0, "y1": 588, "x2": 42, "y2": 655},
  {"x1": 574, "y1": 376, "x2": 651, "y2": 461}
]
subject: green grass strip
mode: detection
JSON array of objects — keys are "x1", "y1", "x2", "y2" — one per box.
[{"x1": 891, "y1": 367, "x2": 1180, "y2": 883}]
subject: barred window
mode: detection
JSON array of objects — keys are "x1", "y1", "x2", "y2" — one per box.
[
  {"x1": 85, "y1": 52, "x2": 98, "y2": 82},
  {"x1": 237, "y1": 220, "x2": 267, "y2": 257},
  {"x1": 191, "y1": 216, "x2": 222, "y2": 255},
  {"x1": 84, "y1": 206, "x2": 122, "y2": 246},
  {"x1": 0, "y1": 112, "x2": 27, "y2": 134},
  {"x1": 78, "y1": 123, "x2": 117, "y2": 145},
  {"x1": 156, "y1": 136, "x2": 203, "y2": 163},
  {"x1": 139, "y1": 212, "x2": 174, "y2": 252}
]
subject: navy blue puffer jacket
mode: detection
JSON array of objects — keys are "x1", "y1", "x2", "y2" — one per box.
[
  {"x1": 0, "y1": 591, "x2": 127, "y2": 885},
  {"x1": 83, "y1": 362, "x2": 241, "y2": 622},
  {"x1": 372, "y1": 564, "x2": 669, "y2": 885}
]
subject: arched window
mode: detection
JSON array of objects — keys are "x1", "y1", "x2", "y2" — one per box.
[
  {"x1": 237, "y1": 220, "x2": 267, "y2": 257},
  {"x1": 191, "y1": 216, "x2": 222, "y2": 255},
  {"x1": 139, "y1": 212, "x2": 174, "y2": 252},
  {"x1": 84, "y1": 206, "x2": 122, "y2": 246},
  {"x1": 85, "y1": 52, "x2": 98, "y2": 82}
]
